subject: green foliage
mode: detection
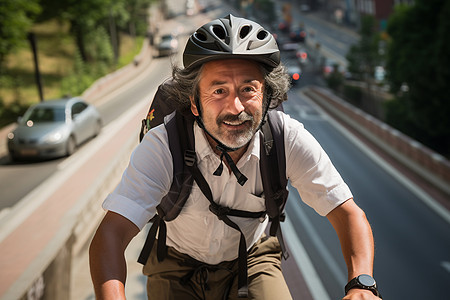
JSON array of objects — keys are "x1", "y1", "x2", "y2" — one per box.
[
  {"x1": 346, "y1": 15, "x2": 382, "y2": 81},
  {"x1": 343, "y1": 85, "x2": 363, "y2": 106},
  {"x1": 0, "y1": 0, "x2": 41, "y2": 74},
  {"x1": 326, "y1": 65, "x2": 345, "y2": 90},
  {"x1": 385, "y1": 0, "x2": 450, "y2": 156},
  {"x1": 0, "y1": 97, "x2": 28, "y2": 127},
  {"x1": 60, "y1": 50, "x2": 95, "y2": 96},
  {"x1": 85, "y1": 27, "x2": 114, "y2": 65}
]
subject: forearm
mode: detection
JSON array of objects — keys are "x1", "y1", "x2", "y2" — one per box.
[
  {"x1": 327, "y1": 199, "x2": 375, "y2": 280},
  {"x1": 89, "y1": 212, "x2": 139, "y2": 300},
  {"x1": 89, "y1": 235, "x2": 128, "y2": 299},
  {"x1": 340, "y1": 208, "x2": 374, "y2": 280}
]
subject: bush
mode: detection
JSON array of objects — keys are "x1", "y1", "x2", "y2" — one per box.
[
  {"x1": 343, "y1": 85, "x2": 363, "y2": 106},
  {"x1": 0, "y1": 97, "x2": 28, "y2": 127}
]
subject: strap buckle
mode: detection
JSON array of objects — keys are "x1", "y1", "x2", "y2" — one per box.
[{"x1": 184, "y1": 150, "x2": 196, "y2": 167}]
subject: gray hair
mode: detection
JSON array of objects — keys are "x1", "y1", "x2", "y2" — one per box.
[{"x1": 159, "y1": 63, "x2": 291, "y2": 112}]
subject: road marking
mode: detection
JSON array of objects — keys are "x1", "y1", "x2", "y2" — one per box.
[
  {"x1": 284, "y1": 214, "x2": 331, "y2": 300},
  {"x1": 441, "y1": 261, "x2": 450, "y2": 274},
  {"x1": 0, "y1": 96, "x2": 149, "y2": 244},
  {"x1": 300, "y1": 89, "x2": 450, "y2": 225},
  {"x1": 287, "y1": 193, "x2": 348, "y2": 286}
]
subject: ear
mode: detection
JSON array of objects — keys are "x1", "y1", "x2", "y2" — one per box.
[{"x1": 190, "y1": 96, "x2": 199, "y2": 116}]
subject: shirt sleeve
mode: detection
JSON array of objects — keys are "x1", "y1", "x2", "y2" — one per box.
[
  {"x1": 102, "y1": 124, "x2": 173, "y2": 230},
  {"x1": 282, "y1": 112, "x2": 353, "y2": 216}
]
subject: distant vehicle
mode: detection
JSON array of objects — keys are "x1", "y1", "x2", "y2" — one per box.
[
  {"x1": 289, "y1": 26, "x2": 307, "y2": 43},
  {"x1": 156, "y1": 34, "x2": 179, "y2": 57},
  {"x1": 287, "y1": 64, "x2": 302, "y2": 85},
  {"x1": 7, "y1": 97, "x2": 102, "y2": 161},
  {"x1": 321, "y1": 58, "x2": 346, "y2": 78},
  {"x1": 278, "y1": 21, "x2": 291, "y2": 34},
  {"x1": 296, "y1": 47, "x2": 308, "y2": 64}
]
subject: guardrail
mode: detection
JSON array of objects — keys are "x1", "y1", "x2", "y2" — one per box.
[{"x1": 304, "y1": 86, "x2": 450, "y2": 198}]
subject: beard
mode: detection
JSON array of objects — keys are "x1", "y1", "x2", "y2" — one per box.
[{"x1": 212, "y1": 110, "x2": 263, "y2": 149}]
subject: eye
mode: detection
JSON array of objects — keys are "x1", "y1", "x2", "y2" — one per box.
[
  {"x1": 214, "y1": 88, "x2": 225, "y2": 95},
  {"x1": 242, "y1": 86, "x2": 258, "y2": 94}
]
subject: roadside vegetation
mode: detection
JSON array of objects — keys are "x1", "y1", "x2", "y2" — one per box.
[
  {"x1": 0, "y1": 0, "x2": 155, "y2": 128},
  {"x1": 326, "y1": 0, "x2": 450, "y2": 158}
]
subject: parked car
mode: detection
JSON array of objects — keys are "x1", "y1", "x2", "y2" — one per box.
[
  {"x1": 156, "y1": 34, "x2": 179, "y2": 57},
  {"x1": 7, "y1": 97, "x2": 102, "y2": 161}
]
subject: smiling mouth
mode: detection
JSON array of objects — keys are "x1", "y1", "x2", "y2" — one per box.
[{"x1": 223, "y1": 120, "x2": 247, "y2": 126}]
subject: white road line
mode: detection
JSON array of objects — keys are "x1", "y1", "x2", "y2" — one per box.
[
  {"x1": 299, "y1": 90, "x2": 450, "y2": 225},
  {"x1": 0, "y1": 96, "x2": 149, "y2": 244},
  {"x1": 287, "y1": 192, "x2": 348, "y2": 286},
  {"x1": 284, "y1": 214, "x2": 331, "y2": 300}
]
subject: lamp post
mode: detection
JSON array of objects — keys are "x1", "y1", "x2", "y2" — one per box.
[{"x1": 27, "y1": 32, "x2": 44, "y2": 102}]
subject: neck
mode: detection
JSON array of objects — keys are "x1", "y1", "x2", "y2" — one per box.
[{"x1": 205, "y1": 134, "x2": 248, "y2": 168}]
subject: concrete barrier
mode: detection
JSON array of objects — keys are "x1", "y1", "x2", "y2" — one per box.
[{"x1": 304, "y1": 86, "x2": 450, "y2": 197}]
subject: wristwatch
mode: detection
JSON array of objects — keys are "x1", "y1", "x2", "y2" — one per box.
[{"x1": 345, "y1": 274, "x2": 381, "y2": 298}]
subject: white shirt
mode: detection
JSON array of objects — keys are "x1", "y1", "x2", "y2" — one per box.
[{"x1": 103, "y1": 111, "x2": 352, "y2": 264}]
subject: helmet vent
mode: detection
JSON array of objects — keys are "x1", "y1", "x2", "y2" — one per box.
[
  {"x1": 257, "y1": 30, "x2": 268, "y2": 40},
  {"x1": 239, "y1": 25, "x2": 252, "y2": 39},
  {"x1": 212, "y1": 25, "x2": 226, "y2": 39},
  {"x1": 194, "y1": 31, "x2": 207, "y2": 41}
]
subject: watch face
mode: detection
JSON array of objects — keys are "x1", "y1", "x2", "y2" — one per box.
[{"x1": 358, "y1": 274, "x2": 376, "y2": 287}]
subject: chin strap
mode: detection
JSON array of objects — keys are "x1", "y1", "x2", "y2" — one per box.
[
  {"x1": 213, "y1": 145, "x2": 248, "y2": 186},
  {"x1": 194, "y1": 115, "x2": 249, "y2": 186}
]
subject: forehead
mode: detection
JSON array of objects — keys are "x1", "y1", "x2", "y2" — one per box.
[{"x1": 199, "y1": 59, "x2": 264, "y2": 84}]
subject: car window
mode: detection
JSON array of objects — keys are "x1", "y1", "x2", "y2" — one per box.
[
  {"x1": 25, "y1": 107, "x2": 65, "y2": 123},
  {"x1": 71, "y1": 102, "x2": 88, "y2": 118}
]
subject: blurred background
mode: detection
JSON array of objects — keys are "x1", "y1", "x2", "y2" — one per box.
[{"x1": 0, "y1": 0, "x2": 449, "y2": 299}]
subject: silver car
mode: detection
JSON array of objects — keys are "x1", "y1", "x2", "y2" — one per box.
[
  {"x1": 156, "y1": 34, "x2": 179, "y2": 57},
  {"x1": 7, "y1": 97, "x2": 102, "y2": 161}
]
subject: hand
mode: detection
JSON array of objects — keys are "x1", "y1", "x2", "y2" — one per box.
[{"x1": 342, "y1": 288, "x2": 381, "y2": 300}]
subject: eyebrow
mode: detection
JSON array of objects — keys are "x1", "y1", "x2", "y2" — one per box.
[{"x1": 209, "y1": 79, "x2": 260, "y2": 87}]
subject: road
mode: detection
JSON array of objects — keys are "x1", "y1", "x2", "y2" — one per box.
[
  {"x1": 2, "y1": 1, "x2": 450, "y2": 300},
  {"x1": 284, "y1": 66, "x2": 450, "y2": 299}
]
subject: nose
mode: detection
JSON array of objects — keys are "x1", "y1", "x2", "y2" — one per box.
[{"x1": 228, "y1": 94, "x2": 245, "y2": 115}]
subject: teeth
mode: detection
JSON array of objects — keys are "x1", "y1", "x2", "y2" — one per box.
[{"x1": 224, "y1": 121, "x2": 244, "y2": 125}]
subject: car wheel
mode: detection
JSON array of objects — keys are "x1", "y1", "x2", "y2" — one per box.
[{"x1": 66, "y1": 136, "x2": 76, "y2": 156}]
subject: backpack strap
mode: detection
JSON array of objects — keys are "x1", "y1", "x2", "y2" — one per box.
[
  {"x1": 260, "y1": 109, "x2": 290, "y2": 260},
  {"x1": 138, "y1": 112, "x2": 195, "y2": 265}
]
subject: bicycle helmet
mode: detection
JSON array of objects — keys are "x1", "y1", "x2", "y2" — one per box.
[{"x1": 183, "y1": 14, "x2": 280, "y2": 70}]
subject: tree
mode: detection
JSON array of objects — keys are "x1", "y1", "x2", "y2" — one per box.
[
  {"x1": 346, "y1": 15, "x2": 382, "y2": 82},
  {"x1": 0, "y1": 0, "x2": 41, "y2": 75},
  {"x1": 385, "y1": 0, "x2": 450, "y2": 156}
]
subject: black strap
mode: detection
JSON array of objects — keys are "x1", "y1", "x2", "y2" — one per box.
[
  {"x1": 187, "y1": 162, "x2": 250, "y2": 297},
  {"x1": 138, "y1": 215, "x2": 160, "y2": 264}
]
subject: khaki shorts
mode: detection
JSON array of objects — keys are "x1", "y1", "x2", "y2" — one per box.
[{"x1": 143, "y1": 235, "x2": 292, "y2": 300}]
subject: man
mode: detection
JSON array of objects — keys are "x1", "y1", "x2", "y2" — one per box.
[{"x1": 89, "y1": 15, "x2": 381, "y2": 300}]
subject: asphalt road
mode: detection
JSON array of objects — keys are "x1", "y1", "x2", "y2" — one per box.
[
  {"x1": 2, "y1": 1, "x2": 450, "y2": 299},
  {"x1": 284, "y1": 73, "x2": 450, "y2": 299}
]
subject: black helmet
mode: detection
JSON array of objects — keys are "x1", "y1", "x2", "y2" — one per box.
[{"x1": 183, "y1": 14, "x2": 280, "y2": 70}]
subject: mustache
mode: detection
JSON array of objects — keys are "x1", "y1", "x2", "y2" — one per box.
[{"x1": 217, "y1": 111, "x2": 254, "y2": 125}]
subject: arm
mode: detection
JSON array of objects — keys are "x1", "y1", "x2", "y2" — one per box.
[
  {"x1": 89, "y1": 211, "x2": 140, "y2": 300},
  {"x1": 327, "y1": 198, "x2": 380, "y2": 299}
]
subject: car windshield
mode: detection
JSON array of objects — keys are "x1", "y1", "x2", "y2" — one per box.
[{"x1": 23, "y1": 107, "x2": 66, "y2": 123}]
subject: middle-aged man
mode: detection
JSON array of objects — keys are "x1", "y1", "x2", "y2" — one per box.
[{"x1": 90, "y1": 14, "x2": 381, "y2": 300}]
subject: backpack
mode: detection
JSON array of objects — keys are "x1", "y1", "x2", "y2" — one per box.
[{"x1": 137, "y1": 80, "x2": 290, "y2": 297}]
